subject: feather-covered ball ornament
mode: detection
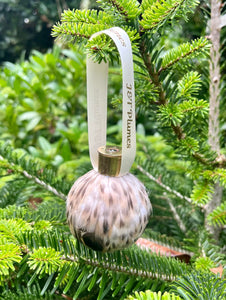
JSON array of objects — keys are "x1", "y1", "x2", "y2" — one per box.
[
  {"x1": 67, "y1": 26, "x2": 152, "y2": 251},
  {"x1": 67, "y1": 146, "x2": 152, "y2": 252}
]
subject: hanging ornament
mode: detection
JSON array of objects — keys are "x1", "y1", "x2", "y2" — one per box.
[{"x1": 67, "y1": 27, "x2": 152, "y2": 252}]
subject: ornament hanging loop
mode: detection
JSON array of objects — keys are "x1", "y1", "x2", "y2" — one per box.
[{"x1": 87, "y1": 27, "x2": 136, "y2": 177}]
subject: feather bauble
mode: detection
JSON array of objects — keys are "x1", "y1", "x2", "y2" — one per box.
[{"x1": 67, "y1": 170, "x2": 151, "y2": 252}]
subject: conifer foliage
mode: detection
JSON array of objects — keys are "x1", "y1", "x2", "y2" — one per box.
[{"x1": 0, "y1": 0, "x2": 226, "y2": 299}]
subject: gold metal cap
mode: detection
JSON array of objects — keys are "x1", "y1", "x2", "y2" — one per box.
[{"x1": 98, "y1": 145, "x2": 122, "y2": 177}]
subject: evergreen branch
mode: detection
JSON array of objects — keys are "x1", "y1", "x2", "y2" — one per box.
[
  {"x1": 159, "y1": 37, "x2": 210, "y2": 73},
  {"x1": 139, "y1": 40, "x2": 208, "y2": 146},
  {"x1": 171, "y1": 124, "x2": 185, "y2": 140},
  {"x1": 177, "y1": 71, "x2": 202, "y2": 98},
  {"x1": 6, "y1": 227, "x2": 191, "y2": 298},
  {"x1": 194, "y1": 256, "x2": 216, "y2": 272},
  {"x1": 97, "y1": 0, "x2": 141, "y2": 21},
  {"x1": 207, "y1": 202, "x2": 226, "y2": 227},
  {"x1": 203, "y1": 168, "x2": 226, "y2": 187},
  {"x1": 72, "y1": 247, "x2": 187, "y2": 283},
  {"x1": 0, "y1": 205, "x2": 27, "y2": 220},
  {"x1": 21, "y1": 169, "x2": 67, "y2": 201},
  {"x1": 158, "y1": 99, "x2": 208, "y2": 140},
  {"x1": 0, "y1": 142, "x2": 68, "y2": 201},
  {"x1": 137, "y1": 165, "x2": 192, "y2": 204},
  {"x1": 175, "y1": 139, "x2": 218, "y2": 167},
  {"x1": 126, "y1": 290, "x2": 183, "y2": 300},
  {"x1": 157, "y1": 102, "x2": 186, "y2": 139},
  {"x1": 139, "y1": 39, "x2": 167, "y2": 105},
  {"x1": 18, "y1": 230, "x2": 191, "y2": 283},
  {"x1": 178, "y1": 99, "x2": 209, "y2": 115},
  {"x1": 1, "y1": 1, "x2": 226, "y2": 298},
  {"x1": 0, "y1": 244, "x2": 22, "y2": 277},
  {"x1": 0, "y1": 219, "x2": 32, "y2": 243},
  {"x1": 170, "y1": 272, "x2": 226, "y2": 300},
  {"x1": 28, "y1": 247, "x2": 63, "y2": 275},
  {"x1": 176, "y1": 137, "x2": 199, "y2": 154},
  {"x1": 0, "y1": 155, "x2": 67, "y2": 201},
  {"x1": 163, "y1": 194, "x2": 186, "y2": 233},
  {"x1": 192, "y1": 151, "x2": 216, "y2": 167},
  {"x1": 196, "y1": 231, "x2": 226, "y2": 266},
  {"x1": 0, "y1": 202, "x2": 66, "y2": 225},
  {"x1": 141, "y1": 0, "x2": 185, "y2": 30},
  {"x1": 30, "y1": 201, "x2": 67, "y2": 224},
  {"x1": 140, "y1": 0, "x2": 199, "y2": 31},
  {"x1": 60, "y1": 9, "x2": 113, "y2": 25},
  {"x1": 0, "y1": 284, "x2": 61, "y2": 300},
  {"x1": 158, "y1": 103, "x2": 183, "y2": 127},
  {"x1": 108, "y1": 0, "x2": 129, "y2": 18},
  {"x1": 52, "y1": 9, "x2": 114, "y2": 41},
  {"x1": 0, "y1": 178, "x2": 32, "y2": 208},
  {"x1": 52, "y1": 8, "x2": 139, "y2": 64},
  {"x1": 191, "y1": 180, "x2": 214, "y2": 205},
  {"x1": 52, "y1": 21, "x2": 102, "y2": 41}
]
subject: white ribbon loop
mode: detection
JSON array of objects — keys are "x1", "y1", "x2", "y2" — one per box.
[{"x1": 87, "y1": 27, "x2": 136, "y2": 176}]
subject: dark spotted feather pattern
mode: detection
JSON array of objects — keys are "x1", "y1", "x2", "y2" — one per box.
[{"x1": 67, "y1": 170, "x2": 151, "y2": 251}]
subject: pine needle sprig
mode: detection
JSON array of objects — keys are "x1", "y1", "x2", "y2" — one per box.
[
  {"x1": 10, "y1": 218, "x2": 184, "y2": 282},
  {"x1": 0, "y1": 202, "x2": 66, "y2": 226},
  {"x1": 207, "y1": 202, "x2": 226, "y2": 227},
  {"x1": 158, "y1": 103, "x2": 184, "y2": 127},
  {"x1": 0, "y1": 218, "x2": 32, "y2": 243},
  {"x1": 170, "y1": 272, "x2": 226, "y2": 300},
  {"x1": 183, "y1": 231, "x2": 226, "y2": 272},
  {"x1": 0, "y1": 284, "x2": 55, "y2": 300},
  {"x1": 0, "y1": 244, "x2": 22, "y2": 276},
  {"x1": 52, "y1": 9, "x2": 140, "y2": 64},
  {"x1": 52, "y1": 9, "x2": 114, "y2": 40},
  {"x1": 0, "y1": 141, "x2": 68, "y2": 200},
  {"x1": 177, "y1": 71, "x2": 202, "y2": 99},
  {"x1": 178, "y1": 99, "x2": 209, "y2": 117},
  {"x1": 126, "y1": 290, "x2": 183, "y2": 300},
  {"x1": 203, "y1": 168, "x2": 226, "y2": 187},
  {"x1": 28, "y1": 247, "x2": 63, "y2": 275},
  {"x1": 60, "y1": 9, "x2": 113, "y2": 25},
  {"x1": 197, "y1": 232, "x2": 226, "y2": 266},
  {"x1": 137, "y1": 165, "x2": 192, "y2": 204},
  {"x1": 140, "y1": 0, "x2": 199, "y2": 31},
  {"x1": 0, "y1": 205, "x2": 27, "y2": 220},
  {"x1": 139, "y1": 38, "x2": 167, "y2": 105},
  {"x1": 97, "y1": 0, "x2": 141, "y2": 21},
  {"x1": 160, "y1": 37, "x2": 210, "y2": 73},
  {"x1": 0, "y1": 223, "x2": 196, "y2": 298},
  {"x1": 0, "y1": 177, "x2": 33, "y2": 208},
  {"x1": 191, "y1": 180, "x2": 215, "y2": 205}
]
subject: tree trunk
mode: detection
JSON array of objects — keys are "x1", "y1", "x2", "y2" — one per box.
[{"x1": 206, "y1": 0, "x2": 222, "y2": 238}]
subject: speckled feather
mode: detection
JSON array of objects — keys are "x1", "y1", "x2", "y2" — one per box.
[{"x1": 67, "y1": 170, "x2": 152, "y2": 252}]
